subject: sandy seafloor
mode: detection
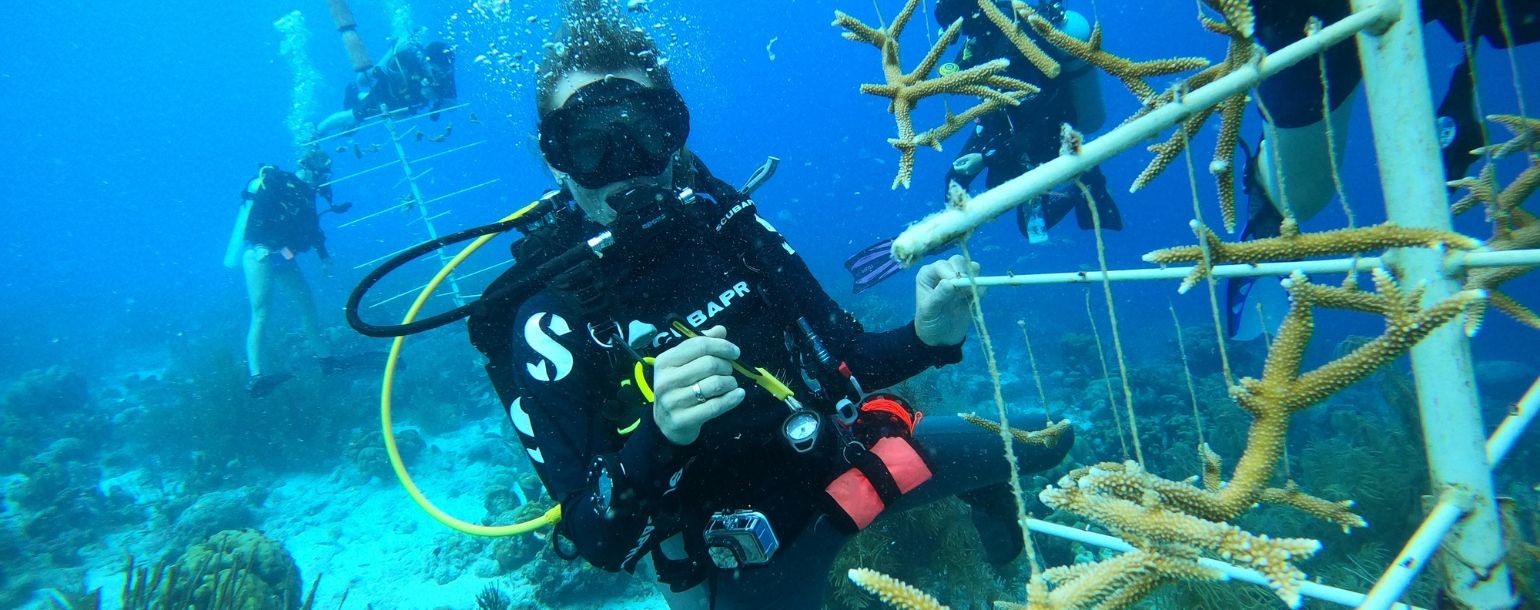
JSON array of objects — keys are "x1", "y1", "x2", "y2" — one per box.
[{"x1": 68, "y1": 419, "x2": 670, "y2": 610}]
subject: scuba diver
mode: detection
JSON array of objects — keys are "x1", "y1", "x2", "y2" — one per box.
[
  {"x1": 463, "y1": 1, "x2": 1072, "y2": 607},
  {"x1": 846, "y1": 0, "x2": 1121, "y2": 294},
  {"x1": 317, "y1": 39, "x2": 458, "y2": 135},
  {"x1": 224, "y1": 149, "x2": 354, "y2": 397},
  {"x1": 1228, "y1": 0, "x2": 1540, "y2": 340}
]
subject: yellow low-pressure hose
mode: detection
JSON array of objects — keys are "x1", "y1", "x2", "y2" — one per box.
[{"x1": 380, "y1": 201, "x2": 562, "y2": 536}]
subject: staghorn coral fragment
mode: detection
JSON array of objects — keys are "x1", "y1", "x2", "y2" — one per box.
[
  {"x1": 1449, "y1": 161, "x2": 1502, "y2": 217},
  {"x1": 836, "y1": 0, "x2": 1038, "y2": 188},
  {"x1": 1143, "y1": 220, "x2": 1482, "y2": 293},
  {"x1": 1198, "y1": 443, "x2": 1224, "y2": 493},
  {"x1": 1042, "y1": 466, "x2": 1319, "y2": 607},
  {"x1": 1026, "y1": 17, "x2": 1208, "y2": 103},
  {"x1": 959, "y1": 413, "x2": 1072, "y2": 447},
  {"x1": 1475, "y1": 114, "x2": 1540, "y2": 159},
  {"x1": 1202, "y1": 0, "x2": 1256, "y2": 38},
  {"x1": 1450, "y1": 145, "x2": 1540, "y2": 330},
  {"x1": 1032, "y1": 548, "x2": 1223, "y2": 610},
  {"x1": 848, "y1": 568, "x2": 951, "y2": 610},
  {"x1": 1259, "y1": 480, "x2": 1366, "y2": 534},
  {"x1": 982, "y1": 0, "x2": 1059, "y2": 77},
  {"x1": 1234, "y1": 270, "x2": 1487, "y2": 417}
]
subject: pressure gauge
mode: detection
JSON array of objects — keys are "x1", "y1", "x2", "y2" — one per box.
[{"x1": 783, "y1": 410, "x2": 821, "y2": 453}]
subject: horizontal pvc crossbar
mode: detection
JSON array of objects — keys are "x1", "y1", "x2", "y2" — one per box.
[
  {"x1": 890, "y1": 4, "x2": 1388, "y2": 264},
  {"x1": 1356, "y1": 489, "x2": 1475, "y2": 610},
  {"x1": 303, "y1": 102, "x2": 473, "y2": 147},
  {"x1": 1486, "y1": 374, "x2": 1540, "y2": 466},
  {"x1": 322, "y1": 157, "x2": 402, "y2": 189},
  {"x1": 942, "y1": 248, "x2": 1540, "y2": 288},
  {"x1": 1023, "y1": 519, "x2": 1422, "y2": 609}
]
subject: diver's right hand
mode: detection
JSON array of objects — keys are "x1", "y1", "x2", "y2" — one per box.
[{"x1": 651, "y1": 326, "x2": 745, "y2": 445}]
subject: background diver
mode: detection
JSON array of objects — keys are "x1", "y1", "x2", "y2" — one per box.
[
  {"x1": 1227, "y1": 0, "x2": 1540, "y2": 340},
  {"x1": 846, "y1": 0, "x2": 1121, "y2": 294},
  {"x1": 317, "y1": 39, "x2": 458, "y2": 136},
  {"x1": 224, "y1": 149, "x2": 356, "y2": 397},
  {"x1": 464, "y1": 1, "x2": 1072, "y2": 607}
]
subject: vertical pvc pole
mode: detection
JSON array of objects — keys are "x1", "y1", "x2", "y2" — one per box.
[
  {"x1": 382, "y1": 111, "x2": 467, "y2": 306},
  {"x1": 1350, "y1": 0, "x2": 1517, "y2": 607}
]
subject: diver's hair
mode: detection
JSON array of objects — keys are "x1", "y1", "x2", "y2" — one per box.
[{"x1": 535, "y1": 0, "x2": 674, "y2": 117}]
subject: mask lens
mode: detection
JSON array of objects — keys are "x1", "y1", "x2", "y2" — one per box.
[{"x1": 540, "y1": 80, "x2": 689, "y2": 188}]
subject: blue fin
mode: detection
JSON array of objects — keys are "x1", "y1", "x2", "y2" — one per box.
[{"x1": 845, "y1": 237, "x2": 903, "y2": 294}]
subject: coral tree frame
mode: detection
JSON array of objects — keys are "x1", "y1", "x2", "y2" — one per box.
[{"x1": 846, "y1": 0, "x2": 1539, "y2": 608}]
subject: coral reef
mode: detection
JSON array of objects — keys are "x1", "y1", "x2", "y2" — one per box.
[
  {"x1": 346, "y1": 428, "x2": 426, "y2": 481},
  {"x1": 167, "y1": 529, "x2": 305, "y2": 610},
  {"x1": 0, "y1": 367, "x2": 96, "y2": 473},
  {"x1": 834, "y1": 0, "x2": 1038, "y2": 188}
]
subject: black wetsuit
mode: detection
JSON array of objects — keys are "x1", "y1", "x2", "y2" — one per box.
[
  {"x1": 941, "y1": 4, "x2": 1124, "y2": 233},
  {"x1": 1256, "y1": 0, "x2": 1540, "y2": 173},
  {"x1": 344, "y1": 41, "x2": 457, "y2": 121},
  {"x1": 471, "y1": 159, "x2": 1071, "y2": 608},
  {"x1": 242, "y1": 169, "x2": 331, "y2": 258}
]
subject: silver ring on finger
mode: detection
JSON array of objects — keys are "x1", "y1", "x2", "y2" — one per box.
[{"x1": 692, "y1": 382, "x2": 707, "y2": 404}]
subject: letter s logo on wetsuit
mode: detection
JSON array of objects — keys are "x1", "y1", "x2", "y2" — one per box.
[{"x1": 524, "y1": 312, "x2": 574, "y2": 382}]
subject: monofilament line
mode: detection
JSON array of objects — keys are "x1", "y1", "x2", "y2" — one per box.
[
  {"x1": 1076, "y1": 178, "x2": 1144, "y2": 467},
  {"x1": 1084, "y1": 290, "x2": 1130, "y2": 460},
  {"x1": 1018, "y1": 318, "x2": 1052, "y2": 424},
  {"x1": 1177, "y1": 105, "x2": 1236, "y2": 387},
  {"x1": 959, "y1": 239, "x2": 1043, "y2": 580},
  {"x1": 1169, "y1": 303, "x2": 1205, "y2": 448}
]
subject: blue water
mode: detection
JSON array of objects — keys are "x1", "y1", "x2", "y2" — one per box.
[{"x1": 2, "y1": 0, "x2": 1537, "y2": 607}]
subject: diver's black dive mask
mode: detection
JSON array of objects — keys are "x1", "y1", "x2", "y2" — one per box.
[{"x1": 539, "y1": 78, "x2": 690, "y2": 189}]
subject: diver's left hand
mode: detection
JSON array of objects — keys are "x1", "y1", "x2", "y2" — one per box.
[{"x1": 914, "y1": 254, "x2": 982, "y2": 347}]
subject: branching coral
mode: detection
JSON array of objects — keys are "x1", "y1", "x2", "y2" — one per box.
[
  {"x1": 1023, "y1": 13, "x2": 1208, "y2": 109},
  {"x1": 1029, "y1": 2, "x2": 1255, "y2": 231},
  {"x1": 1143, "y1": 219, "x2": 1482, "y2": 293},
  {"x1": 959, "y1": 413, "x2": 1071, "y2": 447},
  {"x1": 984, "y1": 0, "x2": 1060, "y2": 78},
  {"x1": 1475, "y1": 114, "x2": 1540, "y2": 159},
  {"x1": 849, "y1": 568, "x2": 951, "y2": 610},
  {"x1": 835, "y1": 0, "x2": 1038, "y2": 189},
  {"x1": 1448, "y1": 132, "x2": 1540, "y2": 330},
  {"x1": 853, "y1": 267, "x2": 1484, "y2": 610}
]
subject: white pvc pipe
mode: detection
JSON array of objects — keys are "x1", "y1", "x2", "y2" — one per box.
[
  {"x1": 1352, "y1": 0, "x2": 1517, "y2": 605},
  {"x1": 890, "y1": 5, "x2": 1388, "y2": 264},
  {"x1": 1486, "y1": 375, "x2": 1540, "y2": 466},
  {"x1": 1357, "y1": 490, "x2": 1474, "y2": 610},
  {"x1": 1023, "y1": 519, "x2": 1422, "y2": 610},
  {"x1": 941, "y1": 248, "x2": 1540, "y2": 288},
  {"x1": 955, "y1": 256, "x2": 1386, "y2": 287},
  {"x1": 1448, "y1": 248, "x2": 1540, "y2": 270},
  {"x1": 321, "y1": 157, "x2": 402, "y2": 188}
]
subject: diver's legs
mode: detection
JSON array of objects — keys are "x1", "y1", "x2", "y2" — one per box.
[
  {"x1": 271, "y1": 261, "x2": 331, "y2": 360},
  {"x1": 664, "y1": 516, "x2": 850, "y2": 610},
  {"x1": 317, "y1": 110, "x2": 359, "y2": 137},
  {"x1": 659, "y1": 415, "x2": 1071, "y2": 609},
  {"x1": 1255, "y1": 96, "x2": 1357, "y2": 223},
  {"x1": 899, "y1": 414, "x2": 1072, "y2": 508},
  {"x1": 243, "y1": 248, "x2": 276, "y2": 377}
]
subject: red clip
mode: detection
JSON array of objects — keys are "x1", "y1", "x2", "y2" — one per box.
[{"x1": 838, "y1": 362, "x2": 853, "y2": 379}]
